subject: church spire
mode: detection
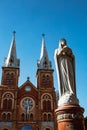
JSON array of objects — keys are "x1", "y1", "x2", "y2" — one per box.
[
  {"x1": 37, "y1": 34, "x2": 52, "y2": 69},
  {"x1": 4, "y1": 31, "x2": 20, "y2": 68}
]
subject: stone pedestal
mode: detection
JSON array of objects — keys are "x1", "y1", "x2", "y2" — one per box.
[{"x1": 55, "y1": 104, "x2": 85, "y2": 130}]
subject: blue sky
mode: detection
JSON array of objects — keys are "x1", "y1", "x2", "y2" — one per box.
[{"x1": 0, "y1": 0, "x2": 87, "y2": 116}]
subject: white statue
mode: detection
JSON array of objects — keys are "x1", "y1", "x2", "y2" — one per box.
[
  {"x1": 54, "y1": 39, "x2": 79, "y2": 106},
  {"x1": 24, "y1": 100, "x2": 30, "y2": 120}
]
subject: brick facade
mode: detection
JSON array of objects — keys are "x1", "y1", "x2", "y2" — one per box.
[{"x1": 0, "y1": 34, "x2": 57, "y2": 130}]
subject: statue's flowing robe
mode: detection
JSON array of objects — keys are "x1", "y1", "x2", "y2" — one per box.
[
  {"x1": 55, "y1": 45, "x2": 76, "y2": 98},
  {"x1": 58, "y1": 56, "x2": 75, "y2": 96}
]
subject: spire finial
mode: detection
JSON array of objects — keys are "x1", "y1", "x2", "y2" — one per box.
[
  {"x1": 13, "y1": 30, "x2": 16, "y2": 39},
  {"x1": 27, "y1": 77, "x2": 30, "y2": 81},
  {"x1": 37, "y1": 34, "x2": 52, "y2": 69},
  {"x1": 4, "y1": 30, "x2": 20, "y2": 68},
  {"x1": 42, "y1": 33, "x2": 45, "y2": 37}
]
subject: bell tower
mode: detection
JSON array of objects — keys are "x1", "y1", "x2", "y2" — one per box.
[
  {"x1": 37, "y1": 34, "x2": 53, "y2": 89},
  {"x1": 0, "y1": 32, "x2": 20, "y2": 130},
  {"x1": 36, "y1": 34, "x2": 57, "y2": 130},
  {"x1": 1, "y1": 31, "x2": 20, "y2": 88}
]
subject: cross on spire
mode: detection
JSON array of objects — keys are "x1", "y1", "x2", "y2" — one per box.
[
  {"x1": 27, "y1": 77, "x2": 30, "y2": 81},
  {"x1": 13, "y1": 30, "x2": 16, "y2": 38},
  {"x1": 42, "y1": 33, "x2": 45, "y2": 37}
]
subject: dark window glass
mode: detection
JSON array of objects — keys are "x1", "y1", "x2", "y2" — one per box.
[
  {"x1": 30, "y1": 114, "x2": 33, "y2": 121},
  {"x1": 7, "y1": 113, "x2": 11, "y2": 120},
  {"x1": 2, "y1": 113, "x2": 6, "y2": 120},
  {"x1": 43, "y1": 114, "x2": 47, "y2": 121},
  {"x1": 48, "y1": 114, "x2": 51, "y2": 121}
]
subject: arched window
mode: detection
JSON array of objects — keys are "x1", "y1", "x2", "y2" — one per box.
[
  {"x1": 8, "y1": 99, "x2": 12, "y2": 110},
  {"x1": 3, "y1": 99, "x2": 12, "y2": 110},
  {"x1": 47, "y1": 100, "x2": 51, "y2": 110},
  {"x1": 2, "y1": 113, "x2": 6, "y2": 121},
  {"x1": 10, "y1": 73, "x2": 14, "y2": 84},
  {"x1": 3, "y1": 99, "x2": 8, "y2": 109},
  {"x1": 43, "y1": 100, "x2": 46, "y2": 110},
  {"x1": 2, "y1": 93, "x2": 13, "y2": 110},
  {"x1": 6, "y1": 73, "x2": 10, "y2": 77},
  {"x1": 6, "y1": 72, "x2": 14, "y2": 85},
  {"x1": 7, "y1": 113, "x2": 11, "y2": 120},
  {"x1": 42, "y1": 75, "x2": 45, "y2": 86},
  {"x1": 30, "y1": 113, "x2": 33, "y2": 121},
  {"x1": 6, "y1": 73, "x2": 10, "y2": 84},
  {"x1": 11, "y1": 73, "x2": 14, "y2": 78},
  {"x1": 21, "y1": 113, "x2": 25, "y2": 121},
  {"x1": 48, "y1": 114, "x2": 51, "y2": 121},
  {"x1": 46, "y1": 75, "x2": 50, "y2": 87},
  {"x1": 42, "y1": 94, "x2": 52, "y2": 111},
  {"x1": 43, "y1": 60, "x2": 48, "y2": 68},
  {"x1": 43, "y1": 100, "x2": 51, "y2": 111},
  {"x1": 43, "y1": 114, "x2": 47, "y2": 121},
  {"x1": 41, "y1": 74, "x2": 50, "y2": 87}
]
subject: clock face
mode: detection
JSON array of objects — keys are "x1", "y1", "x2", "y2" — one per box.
[{"x1": 21, "y1": 97, "x2": 34, "y2": 111}]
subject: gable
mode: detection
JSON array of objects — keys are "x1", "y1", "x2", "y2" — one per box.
[{"x1": 18, "y1": 80, "x2": 38, "y2": 100}]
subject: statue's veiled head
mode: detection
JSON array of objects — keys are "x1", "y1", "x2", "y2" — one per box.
[{"x1": 59, "y1": 38, "x2": 67, "y2": 48}]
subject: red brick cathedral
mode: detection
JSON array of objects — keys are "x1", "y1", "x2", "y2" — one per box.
[{"x1": 0, "y1": 33, "x2": 57, "y2": 130}]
